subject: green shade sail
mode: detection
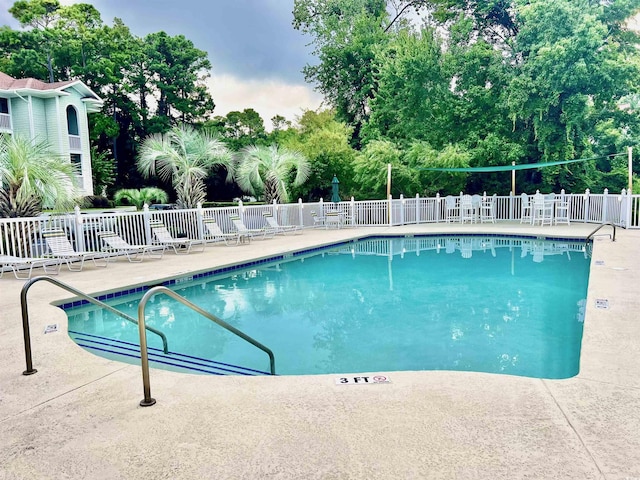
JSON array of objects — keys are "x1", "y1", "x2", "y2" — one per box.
[{"x1": 418, "y1": 153, "x2": 625, "y2": 173}]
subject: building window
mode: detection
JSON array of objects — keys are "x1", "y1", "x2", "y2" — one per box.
[
  {"x1": 66, "y1": 106, "x2": 79, "y2": 135},
  {"x1": 0, "y1": 98, "x2": 8, "y2": 114},
  {"x1": 70, "y1": 153, "x2": 82, "y2": 171}
]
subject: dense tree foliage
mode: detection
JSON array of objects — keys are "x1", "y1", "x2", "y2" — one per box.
[
  {"x1": 1, "y1": 0, "x2": 639, "y2": 204},
  {"x1": 295, "y1": 0, "x2": 640, "y2": 195}
]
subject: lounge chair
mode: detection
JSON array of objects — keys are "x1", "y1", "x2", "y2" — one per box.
[
  {"x1": 149, "y1": 221, "x2": 205, "y2": 254},
  {"x1": 98, "y1": 231, "x2": 165, "y2": 262},
  {"x1": 203, "y1": 218, "x2": 244, "y2": 245},
  {"x1": 42, "y1": 229, "x2": 110, "y2": 271},
  {"x1": 0, "y1": 255, "x2": 61, "y2": 280},
  {"x1": 262, "y1": 212, "x2": 302, "y2": 235},
  {"x1": 229, "y1": 215, "x2": 275, "y2": 240}
]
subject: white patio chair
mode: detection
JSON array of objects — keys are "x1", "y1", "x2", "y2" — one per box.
[
  {"x1": 531, "y1": 193, "x2": 553, "y2": 226},
  {"x1": 98, "y1": 231, "x2": 165, "y2": 262},
  {"x1": 0, "y1": 255, "x2": 61, "y2": 280},
  {"x1": 203, "y1": 218, "x2": 244, "y2": 245},
  {"x1": 460, "y1": 195, "x2": 475, "y2": 223},
  {"x1": 262, "y1": 212, "x2": 302, "y2": 235},
  {"x1": 149, "y1": 221, "x2": 205, "y2": 254},
  {"x1": 42, "y1": 229, "x2": 110, "y2": 271},
  {"x1": 554, "y1": 197, "x2": 571, "y2": 225},
  {"x1": 229, "y1": 215, "x2": 275, "y2": 240},
  {"x1": 520, "y1": 193, "x2": 532, "y2": 224},
  {"x1": 324, "y1": 211, "x2": 343, "y2": 229},
  {"x1": 480, "y1": 194, "x2": 496, "y2": 223},
  {"x1": 310, "y1": 210, "x2": 324, "y2": 228},
  {"x1": 444, "y1": 196, "x2": 460, "y2": 223}
]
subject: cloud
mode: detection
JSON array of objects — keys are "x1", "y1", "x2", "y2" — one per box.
[{"x1": 207, "y1": 74, "x2": 323, "y2": 130}]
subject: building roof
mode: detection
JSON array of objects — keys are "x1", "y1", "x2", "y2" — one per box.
[{"x1": 0, "y1": 72, "x2": 103, "y2": 113}]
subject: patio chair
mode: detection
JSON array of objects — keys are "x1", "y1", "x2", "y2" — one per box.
[
  {"x1": 98, "y1": 231, "x2": 165, "y2": 262},
  {"x1": 554, "y1": 197, "x2": 571, "y2": 225},
  {"x1": 324, "y1": 211, "x2": 343, "y2": 228},
  {"x1": 42, "y1": 229, "x2": 110, "y2": 271},
  {"x1": 262, "y1": 212, "x2": 302, "y2": 235},
  {"x1": 203, "y1": 218, "x2": 244, "y2": 245},
  {"x1": 460, "y1": 195, "x2": 475, "y2": 224},
  {"x1": 531, "y1": 193, "x2": 553, "y2": 226},
  {"x1": 229, "y1": 215, "x2": 275, "y2": 240},
  {"x1": 480, "y1": 194, "x2": 496, "y2": 223},
  {"x1": 444, "y1": 196, "x2": 459, "y2": 223},
  {"x1": 0, "y1": 255, "x2": 61, "y2": 280},
  {"x1": 310, "y1": 210, "x2": 324, "y2": 228},
  {"x1": 520, "y1": 193, "x2": 532, "y2": 224},
  {"x1": 149, "y1": 221, "x2": 205, "y2": 254}
]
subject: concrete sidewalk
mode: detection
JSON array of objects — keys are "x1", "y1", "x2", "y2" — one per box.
[{"x1": 0, "y1": 223, "x2": 638, "y2": 479}]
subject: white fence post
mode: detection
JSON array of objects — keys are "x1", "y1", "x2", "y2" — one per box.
[
  {"x1": 74, "y1": 205, "x2": 85, "y2": 252},
  {"x1": 602, "y1": 188, "x2": 608, "y2": 223},
  {"x1": 238, "y1": 199, "x2": 244, "y2": 222},
  {"x1": 400, "y1": 194, "x2": 405, "y2": 225},
  {"x1": 196, "y1": 202, "x2": 205, "y2": 240},
  {"x1": 388, "y1": 194, "x2": 393, "y2": 226},
  {"x1": 435, "y1": 193, "x2": 441, "y2": 223},
  {"x1": 584, "y1": 189, "x2": 590, "y2": 223},
  {"x1": 350, "y1": 196, "x2": 356, "y2": 226},
  {"x1": 143, "y1": 204, "x2": 152, "y2": 244},
  {"x1": 298, "y1": 198, "x2": 304, "y2": 227},
  {"x1": 415, "y1": 193, "x2": 420, "y2": 224}
]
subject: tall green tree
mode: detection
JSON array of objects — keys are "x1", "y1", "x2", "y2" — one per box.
[
  {"x1": 283, "y1": 109, "x2": 356, "y2": 200},
  {"x1": 137, "y1": 125, "x2": 233, "y2": 208},
  {"x1": 293, "y1": 0, "x2": 390, "y2": 144},
  {"x1": 236, "y1": 144, "x2": 310, "y2": 204}
]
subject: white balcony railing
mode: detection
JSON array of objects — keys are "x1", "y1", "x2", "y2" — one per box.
[{"x1": 69, "y1": 134, "x2": 81, "y2": 151}]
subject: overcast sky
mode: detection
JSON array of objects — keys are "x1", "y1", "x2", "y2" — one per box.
[{"x1": 0, "y1": 0, "x2": 324, "y2": 128}]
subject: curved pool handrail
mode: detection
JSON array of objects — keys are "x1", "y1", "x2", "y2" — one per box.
[
  {"x1": 20, "y1": 276, "x2": 170, "y2": 376},
  {"x1": 585, "y1": 222, "x2": 616, "y2": 244},
  {"x1": 137, "y1": 286, "x2": 276, "y2": 407}
]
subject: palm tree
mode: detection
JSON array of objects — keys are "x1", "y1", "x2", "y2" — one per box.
[
  {"x1": 236, "y1": 144, "x2": 310, "y2": 204},
  {"x1": 137, "y1": 125, "x2": 233, "y2": 209},
  {"x1": 0, "y1": 134, "x2": 81, "y2": 218},
  {"x1": 114, "y1": 187, "x2": 169, "y2": 210}
]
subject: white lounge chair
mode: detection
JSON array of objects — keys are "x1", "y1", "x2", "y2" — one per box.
[
  {"x1": 149, "y1": 221, "x2": 205, "y2": 254},
  {"x1": 42, "y1": 229, "x2": 110, "y2": 271},
  {"x1": 262, "y1": 212, "x2": 302, "y2": 235},
  {"x1": 203, "y1": 218, "x2": 244, "y2": 245},
  {"x1": 229, "y1": 215, "x2": 275, "y2": 240},
  {"x1": 98, "y1": 231, "x2": 165, "y2": 262},
  {"x1": 0, "y1": 255, "x2": 61, "y2": 280}
]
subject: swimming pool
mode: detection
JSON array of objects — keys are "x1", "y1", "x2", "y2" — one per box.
[{"x1": 64, "y1": 235, "x2": 591, "y2": 379}]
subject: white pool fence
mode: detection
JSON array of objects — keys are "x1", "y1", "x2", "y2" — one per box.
[{"x1": 1, "y1": 188, "x2": 638, "y2": 259}]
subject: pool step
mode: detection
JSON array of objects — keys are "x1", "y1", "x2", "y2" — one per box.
[{"x1": 68, "y1": 330, "x2": 272, "y2": 376}]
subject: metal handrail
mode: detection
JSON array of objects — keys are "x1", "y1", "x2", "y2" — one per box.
[
  {"x1": 19, "y1": 276, "x2": 169, "y2": 376},
  {"x1": 137, "y1": 286, "x2": 275, "y2": 406},
  {"x1": 585, "y1": 222, "x2": 616, "y2": 244}
]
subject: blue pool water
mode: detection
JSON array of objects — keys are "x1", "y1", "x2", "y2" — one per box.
[{"x1": 65, "y1": 235, "x2": 591, "y2": 379}]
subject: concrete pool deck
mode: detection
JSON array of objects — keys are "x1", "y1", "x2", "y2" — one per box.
[{"x1": 0, "y1": 222, "x2": 638, "y2": 479}]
